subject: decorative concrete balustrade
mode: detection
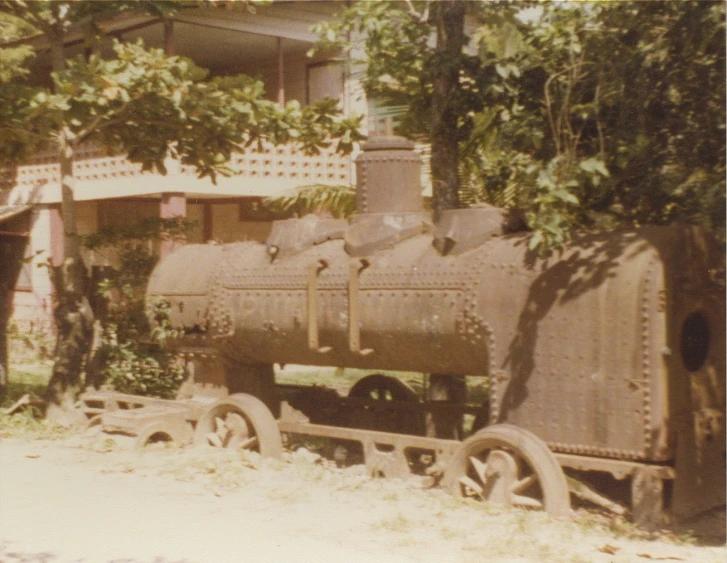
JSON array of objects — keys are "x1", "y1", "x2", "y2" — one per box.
[{"x1": 1, "y1": 142, "x2": 352, "y2": 205}]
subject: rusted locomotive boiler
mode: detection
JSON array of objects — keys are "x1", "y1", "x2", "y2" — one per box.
[{"x1": 83, "y1": 136, "x2": 725, "y2": 526}]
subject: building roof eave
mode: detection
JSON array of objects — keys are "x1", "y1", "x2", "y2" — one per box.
[{"x1": 0, "y1": 204, "x2": 33, "y2": 226}]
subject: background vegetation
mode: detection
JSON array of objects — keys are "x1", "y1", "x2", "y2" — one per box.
[{"x1": 315, "y1": 0, "x2": 725, "y2": 251}]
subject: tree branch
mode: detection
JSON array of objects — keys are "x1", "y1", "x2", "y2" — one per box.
[
  {"x1": 404, "y1": 0, "x2": 429, "y2": 23},
  {"x1": 75, "y1": 102, "x2": 130, "y2": 145}
]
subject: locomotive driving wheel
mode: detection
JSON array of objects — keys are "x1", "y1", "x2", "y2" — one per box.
[
  {"x1": 443, "y1": 424, "x2": 570, "y2": 517},
  {"x1": 194, "y1": 393, "x2": 283, "y2": 460},
  {"x1": 348, "y1": 374, "x2": 419, "y2": 402},
  {"x1": 348, "y1": 374, "x2": 424, "y2": 435}
]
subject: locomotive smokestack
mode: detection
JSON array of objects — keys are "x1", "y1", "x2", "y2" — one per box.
[
  {"x1": 354, "y1": 134, "x2": 423, "y2": 215},
  {"x1": 345, "y1": 127, "x2": 429, "y2": 255}
]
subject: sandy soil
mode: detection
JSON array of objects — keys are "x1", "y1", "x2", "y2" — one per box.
[{"x1": 0, "y1": 437, "x2": 724, "y2": 563}]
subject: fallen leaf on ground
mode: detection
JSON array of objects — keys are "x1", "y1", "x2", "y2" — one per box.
[
  {"x1": 637, "y1": 554, "x2": 684, "y2": 561},
  {"x1": 597, "y1": 544, "x2": 620, "y2": 554}
]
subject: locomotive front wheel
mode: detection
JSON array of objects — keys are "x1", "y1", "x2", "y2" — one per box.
[
  {"x1": 194, "y1": 394, "x2": 283, "y2": 460},
  {"x1": 443, "y1": 424, "x2": 570, "y2": 518},
  {"x1": 348, "y1": 374, "x2": 419, "y2": 402}
]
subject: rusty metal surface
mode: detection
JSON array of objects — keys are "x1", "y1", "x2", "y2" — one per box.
[
  {"x1": 146, "y1": 242, "x2": 226, "y2": 328},
  {"x1": 554, "y1": 453, "x2": 676, "y2": 481},
  {"x1": 201, "y1": 230, "x2": 671, "y2": 462},
  {"x1": 344, "y1": 211, "x2": 431, "y2": 255},
  {"x1": 478, "y1": 231, "x2": 668, "y2": 461},
  {"x1": 432, "y1": 206, "x2": 516, "y2": 255},
  {"x1": 278, "y1": 401, "x2": 461, "y2": 479},
  {"x1": 267, "y1": 215, "x2": 346, "y2": 260},
  {"x1": 144, "y1": 135, "x2": 725, "y2": 521},
  {"x1": 354, "y1": 135, "x2": 423, "y2": 214}
]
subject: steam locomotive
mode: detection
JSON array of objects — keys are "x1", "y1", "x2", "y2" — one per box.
[{"x1": 83, "y1": 135, "x2": 725, "y2": 526}]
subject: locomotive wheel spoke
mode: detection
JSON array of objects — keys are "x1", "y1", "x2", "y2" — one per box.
[
  {"x1": 511, "y1": 474, "x2": 538, "y2": 495},
  {"x1": 225, "y1": 412, "x2": 250, "y2": 438},
  {"x1": 512, "y1": 494, "x2": 543, "y2": 509},
  {"x1": 206, "y1": 432, "x2": 224, "y2": 448},
  {"x1": 469, "y1": 456, "x2": 489, "y2": 483},
  {"x1": 458, "y1": 475, "x2": 484, "y2": 496},
  {"x1": 238, "y1": 436, "x2": 258, "y2": 450}
]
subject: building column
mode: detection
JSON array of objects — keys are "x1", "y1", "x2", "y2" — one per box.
[
  {"x1": 160, "y1": 192, "x2": 186, "y2": 259},
  {"x1": 277, "y1": 36, "x2": 285, "y2": 107},
  {"x1": 164, "y1": 18, "x2": 175, "y2": 56},
  {"x1": 23, "y1": 205, "x2": 59, "y2": 333},
  {"x1": 48, "y1": 204, "x2": 64, "y2": 267},
  {"x1": 203, "y1": 201, "x2": 213, "y2": 243}
]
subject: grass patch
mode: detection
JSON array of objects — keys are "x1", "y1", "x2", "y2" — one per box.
[
  {"x1": 2, "y1": 361, "x2": 52, "y2": 408},
  {"x1": 0, "y1": 359, "x2": 68, "y2": 440},
  {"x1": 0, "y1": 408, "x2": 74, "y2": 440}
]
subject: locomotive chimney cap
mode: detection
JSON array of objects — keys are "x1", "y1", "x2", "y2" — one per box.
[{"x1": 361, "y1": 135, "x2": 415, "y2": 152}]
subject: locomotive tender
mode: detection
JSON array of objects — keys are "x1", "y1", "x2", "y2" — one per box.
[{"x1": 83, "y1": 135, "x2": 725, "y2": 525}]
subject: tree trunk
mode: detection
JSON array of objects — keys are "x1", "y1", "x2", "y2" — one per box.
[
  {"x1": 45, "y1": 260, "x2": 94, "y2": 424},
  {"x1": 0, "y1": 288, "x2": 10, "y2": 398},
  {"x1": 430, "y1": 0, "x2": 466, "y2": 218},
  {"x1": 0, "y1": 221, "x2": 30, "y2": 399},
  {"x1": 43, "y1": 26, "x2": 94, "y2": 424}
]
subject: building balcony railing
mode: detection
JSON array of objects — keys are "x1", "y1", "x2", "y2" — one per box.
[
  {"x1": 180, "y1": 144, "x2": 351, "y2": 186},
  {"x1": 2, "y1": 141, "x2": 353, "y2": 202}
]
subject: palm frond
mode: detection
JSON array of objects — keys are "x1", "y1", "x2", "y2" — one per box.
[{"x1": 263, "y1": 184, "x2": 356, "y2": 219}]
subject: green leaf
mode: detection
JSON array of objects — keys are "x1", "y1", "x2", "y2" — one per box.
[
  {"x1": 579, "y1": 158, "x2": 610, "y2": 178},
  {"x1": 528, "y1": 230, "x2": 544, "y2": 250},
  {"x1": 552, "y1": 189, "x2": 579, "y2": 205}
]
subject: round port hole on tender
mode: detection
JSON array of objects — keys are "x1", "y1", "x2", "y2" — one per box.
[{"x1": 680, "y1": 312, "x2": 710, "y2": 372}]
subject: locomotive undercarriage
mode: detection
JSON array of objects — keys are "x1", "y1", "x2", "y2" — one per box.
[{"x1": 79, "y1": 355, "x2": 674, "y2": 527}]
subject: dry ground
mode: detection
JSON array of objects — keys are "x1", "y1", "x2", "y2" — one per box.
[{"x1": 0, "y1": 435, "x2": 724, "y2": 563}]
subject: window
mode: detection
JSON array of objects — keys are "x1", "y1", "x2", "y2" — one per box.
[{"x1": 307, "y1": 61, "x2": 343, "y2": 105}]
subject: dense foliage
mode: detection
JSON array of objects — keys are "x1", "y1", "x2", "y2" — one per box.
[
  {"x1": 315, "y1": 0, "x2": 725, "y2": 251},
  {"x1": 82, "y1": 218, "x2": 192, "y2": 398}
]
